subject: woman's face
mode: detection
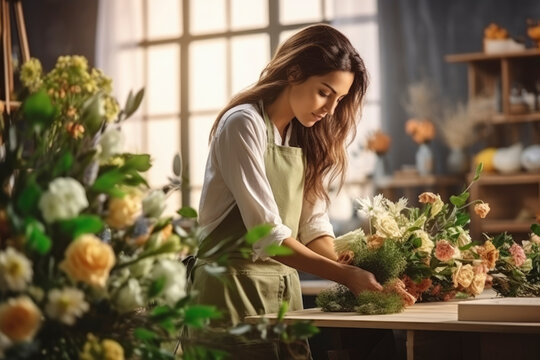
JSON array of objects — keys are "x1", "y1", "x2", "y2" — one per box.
[{"x1": 288, "y1": 70, "x2": 354, "y2": 127}]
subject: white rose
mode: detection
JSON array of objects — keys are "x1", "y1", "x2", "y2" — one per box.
[
  {"x1": 150, "y1": 259, "x2": 186, "y2": 306},
  {"x1": 114, "y1": 279, "x2": 145, "y2": 313},
  {"x1": 457, "y1": 228, "x2": 472, "y2": 247},
  {"x1": 39, "y1": 177, "x2": 88, "y2": 223},
  {"x1": 142, "y1": 190, "x2": 167, "y2": 218},
  {"x1": 415, "y1": 230, "x2": 434, "y2": 254},
  {"x1": 374, "y1": 214, "x2": 402, "y2": 239},
  {"x1": 98, "y1": 129, "x2": 125, "y2": 161}
]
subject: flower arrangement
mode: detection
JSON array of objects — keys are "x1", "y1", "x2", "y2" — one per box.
[
  {"x1": 405, "y1": 119, "x2": 436, "y2": 145},
  {"x1": 366, "y1": 130, "x2": 391, "y2": 156},
  {"x1": 0, "y1": 56, "x2": 317, "y2": 359},
  {"x1": 316, "y1": 165, "x2": 540, "y2": 314}
]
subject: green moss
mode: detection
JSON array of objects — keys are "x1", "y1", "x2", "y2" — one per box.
[
  {"x1": 355, "y1": 291, "x2": 404, "y2": 315},
  {"x1": 316, "y1": 285, "x2": 357, "y2": 312}
]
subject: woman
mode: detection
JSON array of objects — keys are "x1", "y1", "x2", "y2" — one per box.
[{"x1": 190, "y1": 24, "x2": 382, "y2": 357}]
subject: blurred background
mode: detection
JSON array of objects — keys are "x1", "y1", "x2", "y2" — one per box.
[{"x1": 5, "y1": 0, "x2": 540, "y2": 241}]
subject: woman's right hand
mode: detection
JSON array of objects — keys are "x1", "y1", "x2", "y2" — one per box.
[{"x1": 342, "y1": 265, "x2": 383, "y2": 295}]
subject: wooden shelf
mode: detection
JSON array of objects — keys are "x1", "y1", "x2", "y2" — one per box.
[
  {"x1": 480, "y1": 220, "x2": 533, "y2": 234},
  {"x1": 470, "y1": 172, "x2": 540, "y2": 185},
  {"x1": 491, "y1": 112, "x2": 540, "y2": 124},
  {"x1": 445, "y1": 49, "x2": 540, "y2": 63}
]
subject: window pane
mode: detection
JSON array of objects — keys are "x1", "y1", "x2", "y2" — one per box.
[
  {"x1": 231, "y1": 0, "x2": 268, "y2": 30},
  {"x1": 147, "y1": 44, "x2": 180, "y2": 114},
  {"x1": 189, "y1": 39, "x2": 227, "y2": 111},
  {"x1": 147, "y1": 0, "x2": 182, "y2": 39},
  {"x1": 231, "y1": 34, "x2": 270, "y2": 94},
  {"x1": 280, "y1": 0, "x2": 322, "y2": 25},
  {"x1": 111, "y1": 48, "x2": 145, "y2": 106},
  {"x1": 146, "y1": 118, "x2": 181, "y2": 187},
  {"x1": 327, "y1": 0, "x2": 377, "y2": 19},
  {"x1": 121, "y1": 117, "x2": 145, "y2": 153},
  {"x1": 346, "y1": 103, "x2": 380, "y2": 182},
  {"x1": 337, "y1": 23, "x2": 380, "y2": 102},
  {"x1": 109, "y1": 0, "x2": 144, "y2": 43},
  {"x1": 279, "y1": 29, "x2": 302, "y2": 47},
  {"x1": 190, "y1": 188, "x2": 202, "y2": 212},
  {"x1": 190, "y1": 0, "x2": 226, "y2": 34},
  {"x1": 189, "y1": 114, "x2": 216, "y2": 187}
]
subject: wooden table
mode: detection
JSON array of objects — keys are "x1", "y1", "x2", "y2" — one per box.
[{"x1": 246, "y1": 294, "x2": 540, "y2": 360}]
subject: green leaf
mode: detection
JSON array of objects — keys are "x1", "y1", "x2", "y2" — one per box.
[
  {"x1": 172, "y1": 153, "x2": 182, "y2": 177},
  {"x1": 123, "y1": 154, "x2": 152, "y2": 172},
  {"x1": 134, "y1": 328, "x2": 158, "y2": 341},
  {"x1": 148, "y1": 275, "x2": 167, "y2": 298},
  {"x1": 22, "y1": 90, "x2": 55, "y2": 127},
  {"x1": 52, "y1": 152, "x2": 74, "y2": 177},
  {"x1": 58, "y1": 215, "x2": 104, "y2": 238},
  {"x1": 473, "y1": 163, "x2": 483, "y2": 181},
  {"x1": 25, "y1": 219, "x2": 51, "y2": 254},
  {"x1": 411, "y1": 237, "x2": 422, "y2": 248},
  {"x1": 81, "y1": 94, "x2": 104, "y2": 135},
  {"x1": 92, "y1": 169, "x2": 125, "y2": 194},
  {"x1": 450, "y1": 192, "x2": 469, "y2": 207},
  {"x1": 245, "y1": 224, "x2": 273, "y2": 245},
  {"x1": 151, "y1": 305, "x2": 172, "y2": 318},
  {"x1": 16, "y1": 180, "x2": 42, "y2": 216},
  {"x1": 184, "y1": 305, "x2": 221, "y2": 328},
  {"x1": 124, "y1": 88, "x2": 145, "y2": 119},
  {"x1": 265, "y1": 244, "x2": 294, "y2": 256},
  {"x1": 177, "y1": 207, "x2": 197, "y2": 218},
  {"x1": 277, "y1": 301, "x2": 289, "y2": 321},
  {"x1": 532, "y1": 223, "x2": 540, "y2": 236},
  {"x1": 454, "y1": 212, "x2": 470, "y2": 227}
]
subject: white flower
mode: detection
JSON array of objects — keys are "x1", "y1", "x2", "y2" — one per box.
[
  {"x1": 385, "y1": 197, "x2": 408, "y2": 217},
  {"x1": 38, "y1": 177, "x2": 88, "y2": 223},
  {"x1": 129, "y1": 258, "x2": 154, "y2": 278},
  {"x1": 45, "y1": 287, "x2": 89, "y2": 326},
  {"x1": 373, "y1": 214, "x2": 402, "y2": 239},
  {"x1": 150, "y1": 259, "x2": 186, "y2": 306},
  {"x1": 355, "y1": 194, "x2": 385, "y2": 217},
  {"x1": 0, "y1": 248, "x2": 33, "y2": 292},
  {"x1": 114, "y1": 279, "x2": 145, "y2": 313},
  {"x1": 334, "y1": 228, "x2": 366, "y2": 255},
  {"x1": 414, "y1": 230, "x2": 435, "y2": 254},
  {"x1": 98, "y1": 129, "x2": 125, "y2": 161},
  {"x1": 142, "y1": 190, "x2": 167, "y2": 218}
]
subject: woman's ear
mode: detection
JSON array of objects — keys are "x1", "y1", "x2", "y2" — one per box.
[{"x1": 287, "y1": 65, "x2": 302, "y2": 82}]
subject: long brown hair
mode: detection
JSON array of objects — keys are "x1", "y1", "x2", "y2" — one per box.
[{"x1": 210, "y1": 24, "x2": 368, "y2": 203}]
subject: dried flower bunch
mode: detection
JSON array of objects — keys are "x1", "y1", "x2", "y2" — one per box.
[
  {"x1": 316, "y1": 165, "x2": 540, "y2": 315},
  {"x1": 484, "y1": 23, "x2": 509, "y2": 39},
  {"x1": 366, "y1": 130, "x2": 391, "y2": 155},
  {"x1": 436, "y1": 97, "x2": 494, "y2": 150}
]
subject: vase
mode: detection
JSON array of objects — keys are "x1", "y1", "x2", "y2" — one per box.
[
  {"x1": 373, "y1": 155, "x2": 389, "y2": 186},
  {"x1": 415, "y1": 143, "x2": 433, "y2": 176},
  {"x1": 447, "y1": 148, "x2": 469, "y2": 174}
]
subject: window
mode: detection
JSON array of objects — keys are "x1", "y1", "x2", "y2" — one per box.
[{"x1": 102, "y1": 0, "x2": 380, "y2": 216}]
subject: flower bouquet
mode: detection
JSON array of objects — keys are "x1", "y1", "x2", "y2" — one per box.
[
  {"x1": 317, "y1": 164, "x2": 513, "y2": 314},
  {"x1": 0, "y1": 56, "x2": 317, "y2": 359}
]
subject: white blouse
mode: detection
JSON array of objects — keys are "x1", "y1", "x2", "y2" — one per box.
[{"x1": 198, "y1": 103, "x2": 335, "y2": 261}]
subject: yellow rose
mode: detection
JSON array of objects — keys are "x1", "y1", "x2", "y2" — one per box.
[
  {"x1": 477, "y1": 240, "x2": 499, "y2": 270},
  {"x1": 0, "y1": 296, "x2": 42, "y2": 342},
  {"x1": 452, "y1": 263, "x2": 475, "y2": 288},
  {"x1": 102, "y1": 339, "x2": 124, "y2": 360},
  {"x1": 474, "y1": 203, "x2": 490, "y2": 219},
  {"x1": 60, "y1": 234, "x2": 115, "y2": 288},
  {"x1": 106, "y1": 192, "x2": 142, "y2": 229}
]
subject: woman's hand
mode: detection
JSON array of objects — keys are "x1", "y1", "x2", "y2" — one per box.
[{"x1": 342, "y1": 265, "x2": 383, "y2": 295}]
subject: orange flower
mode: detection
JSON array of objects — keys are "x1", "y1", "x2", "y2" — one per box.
[
  {"x1": 65, "y1": 122, "x2": 85, "y2": 139},
  {"x1": 405, "y1": 118, "x2": 435, "y2": 144},
  {"x1": 477, "y1": 240, "x2": 499, "y2": 270},
  {"x1": 366, "y1": 234, "x2": 385, "y2": 250},
  {"x1": 336, "y1": 250, "x2": 354, "y2": 265},
  {"x1": 366, "y1": 130, "x2": 391, "y2": 155},
  {"x1": 0, "y1": 296, "x2": 42, "y2": 342},
  {"x1": 474, "y1": 203, "x2": 490, "y2": 218},
  {"x1": 418, "y1": 192, "x2": 438, "y2": 204}
]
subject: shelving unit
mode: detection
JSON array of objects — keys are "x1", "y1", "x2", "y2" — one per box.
[{"x1": 446, "y1": 50, "x2": 540, "y2": 241}]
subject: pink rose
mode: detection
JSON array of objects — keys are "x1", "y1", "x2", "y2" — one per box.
[
  {"x1": 509, "y1": 243, "x2": 526, "y2": 267},
  {"x1": 435, "y1": 240, "x2": 455, "y2": 262}
]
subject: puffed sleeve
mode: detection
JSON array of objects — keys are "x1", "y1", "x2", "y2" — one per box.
[{"x1": 297, "y1": 195, "x2": 335, "y2": 245}]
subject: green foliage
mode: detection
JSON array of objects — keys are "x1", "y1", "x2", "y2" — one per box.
[
  {"x1": 316, "y1": 285, "x2": 359, "y2": 312},
  {"x1": 354, "y1": 241, "x2": 407, "y2": 284}
]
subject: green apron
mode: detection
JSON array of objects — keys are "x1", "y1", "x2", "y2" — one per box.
[{"x1": 188, "y1": 102, "x2": 308, "y2": 358}]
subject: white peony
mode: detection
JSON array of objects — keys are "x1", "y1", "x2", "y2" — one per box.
[
  {"x1": 150, "y1": 259, "x2": 186, "y2": 306},
  {"x1": 45, "y1": 287, "x2": 89, "y2": 326},
  {"x1": 98, "y1": 129, "x2": 125, "y2": 161},
  {"x1": 142, "y1": 190, "x2": 167, "y2": 218},
  {"x1": 0, "y1": 247, "x2": 33, "y2": 292},
  {"x1": 38, "y1": 177, "x2": 88, "y2": 223},
  {"x1": 114, "y1": 278, "x2": 145, "y2": 313}
]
